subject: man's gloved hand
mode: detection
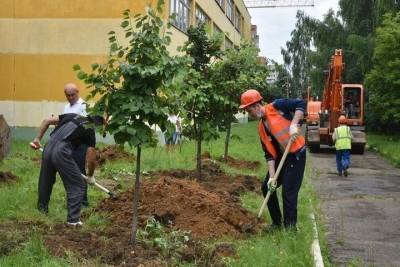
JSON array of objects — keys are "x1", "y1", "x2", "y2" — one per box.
[
  {"x1": 87, "y1": 176, "x2": 96, "y2": 185},
  {"x1": 289, "y1": 124, "x2": 299, "y2": 139},
  {"x1": 267, "y1": 177, "x2": 277, "y2": 192}
]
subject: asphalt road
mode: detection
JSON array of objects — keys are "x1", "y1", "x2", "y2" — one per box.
[{"x1": 309, "y1": 147, "x2": 400, "y2": 266}]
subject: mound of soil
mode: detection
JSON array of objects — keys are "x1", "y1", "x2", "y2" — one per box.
[
  {"x1": 96, "y1": 145, "x2": 135, "y2": 166},
  {"x1": 44, "y1": 161, "x2": 263, "y2": 265},
  {"x1": 155, "y1": 161, "x2": 261, "y2": 197},
  {"x1": 201, "y1": 151, "x2": 261, "y2": 170},
  {"x1": 97, "y1": 176, "x2": 261, "y2": 240},
  {"x1": 219, "y1": 156, "x2": 261, "y2": 170},
  {"x1": 0, "y1": 171, "x2": 18, "y2": 183}
]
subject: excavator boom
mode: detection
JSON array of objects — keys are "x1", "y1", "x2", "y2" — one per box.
[{"x1": 306, "y1": 49, "x2": 366, "y2": 154}]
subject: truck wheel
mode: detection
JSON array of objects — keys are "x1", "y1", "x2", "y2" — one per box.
[
  {"x1": 352, "y1": 145, "x2": 365, "y2": 155},
  {"x1": 309, "y1": 144, "x2": 320, "y2": 153}
]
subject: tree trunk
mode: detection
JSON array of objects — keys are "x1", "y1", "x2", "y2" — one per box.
[
  {"x1": 196, "y1": 137, "x2": 202, "y2": 181},
  {"x1": 194, "y1": 121, "x2": 202, "y2": 181},
  {"x1": 130, "y1": 145, "x2": 141, "y2": 246},
  {"x1": 0, "y1": 115, "x2": 11, "y2": 161},
  {"x1": 223, "y1": 123, "x2": 231, "y2": 162}
]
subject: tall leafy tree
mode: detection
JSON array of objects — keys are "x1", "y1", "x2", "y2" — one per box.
[
  {"x1": 309, "y1": 9, "x2": 346, "y2": 97},
  {"x1": 74, "y1": 1, "x2": 182, "y2": 245},
  {"x1": 365, "y1": 12, "x2": 400, "y2": 131},
  {"x1": 179, "y1": 24, "x2": 222, "y2": 180},
  {"x1": 211, "y1": 43, "x2": 268, "y2": 160},
  {"x1": 281, "y1": 11, "x2": 316, "y2": 98}
]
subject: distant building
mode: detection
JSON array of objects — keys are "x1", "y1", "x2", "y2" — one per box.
[
  {"x1": 0, "y1": 0, "x2": 252, "y2": 128},
  {"x1": 257, "y1": 56, "x2": 267, "y2": 65},
  {"x1": 266, "y1": 64, "x2": 279, "y2": 84},
  {"x1": 251, "y1": 24, "x2": 259, "y2": 49}
]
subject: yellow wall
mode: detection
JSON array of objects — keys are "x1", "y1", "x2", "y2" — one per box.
[
  {"x1": 0, "y1": 0, "x2": 151, "y2": 18},
  {"x1": 0, "y1": 54, "x2": 107, "y2": 101},
  {"x1": 0, "y1": 0, "x2": 252, "y2": 126}
]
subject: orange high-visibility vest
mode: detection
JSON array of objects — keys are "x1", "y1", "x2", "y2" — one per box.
[{"x1": 258, "y1": 104, "x2": 305, "y2": 159}]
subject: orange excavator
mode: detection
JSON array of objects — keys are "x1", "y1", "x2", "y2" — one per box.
[{"x1": 306, "y1": 49, "x2": 366, "y2": 154}]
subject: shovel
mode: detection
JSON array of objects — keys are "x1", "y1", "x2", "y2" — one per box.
[
  {"x1": 257, "y1": 137, "x2": 294, "y2": 218},
  {"x1": 30, "y1": 142, "x2": 117, "y2": 198},
  {"x1": 80, "y1": 174, "x2": 117, "y2": 198}
]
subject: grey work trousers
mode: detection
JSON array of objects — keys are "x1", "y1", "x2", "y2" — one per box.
[
  {"x1": 38, "y1": 140, "x2": 85, "y2": 223},
  {"x1": 72, "y1": 144, "x2": 88, "y2": 205}
]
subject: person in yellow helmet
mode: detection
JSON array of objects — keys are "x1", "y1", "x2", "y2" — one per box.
[{"x1": 332, "y1": 115, "x2": 353, "y2": 176}]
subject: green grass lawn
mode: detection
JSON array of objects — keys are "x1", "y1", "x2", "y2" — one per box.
[
  {"x1": 0, "y1": 121, "x2": 328, "y2": 266},
  {"x1": 367, "y1": 133, "x2": 400, "y2": 167}
]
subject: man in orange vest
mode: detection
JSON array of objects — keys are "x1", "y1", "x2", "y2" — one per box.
[{"x1": 239, "y1": 89, "x2": 306, "y2": 230}]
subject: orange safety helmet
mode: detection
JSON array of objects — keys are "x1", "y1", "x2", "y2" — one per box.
[
  {"x1": 239, "y1": 89, "x2": 263, "y2": 109},
  {"x1": 338, "y1": 115, "x2": 347, "y2": 124}
]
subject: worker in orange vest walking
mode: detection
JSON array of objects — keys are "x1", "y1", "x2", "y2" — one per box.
[
  {"x1": 332, "y1": 115, "x2": 353, "y2": 176},
  {"x1": 239, "y1": 89, "x2": 306, "y2": 230}
]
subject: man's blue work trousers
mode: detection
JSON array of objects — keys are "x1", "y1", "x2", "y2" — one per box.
[
  {"x1": 336, "y1": 149, "x2": 351, "y2": 174},
  {"x1": 262, "y1": 148, "x2": 306, "y2": 228}
]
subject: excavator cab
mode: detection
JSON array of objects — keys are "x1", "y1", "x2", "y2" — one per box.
[{"x1": 342, "y1": 85, "x2": 364, "y2": 124}]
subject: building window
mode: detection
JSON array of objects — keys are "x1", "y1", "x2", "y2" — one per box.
[
  {"x1": 235, "y1": 8, "x2": 241, "y2": 32},
  {"x1": 241, "y1": 17, "x2": 245, "y2": 36},
  {"x1": 170, "y1": 0, "x2": 192, "y2": 32},
  {"x1": 195, "y1": 5, "x2": 209, "y2": 26},
  {"x1": 215, "y1": 0, "x2": 225, "y2": 9},
  {"x1": 213, "y1": 23, "x2": 223, "y2": 36},
  {"x1": 225, "y1": 37, "x2": 233, "y2": 49},
  {"x1": 226, "y1": 0, "x2": 234, "y2": 22}
]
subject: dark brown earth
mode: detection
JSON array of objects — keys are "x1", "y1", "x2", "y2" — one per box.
[
  {"x1": 96, "y1": 145, "x2": 135, "y2": 166},
  {"x1": 310, "y1": 147, "x2": 400, "y2": 266},
  {"x1": 43, "y1": 160, "x2": 263, "y2": 266},
  {"x1": 0, "y1": 171, "x2": 18, "y2": 183},
  {"x1": 202, "y1": 151, "x2": 261, "y2": 170},
  {"x1": 218, "y1": 155, "x2": 261, "y2": 170},
  {"x1": 0, "y1": 221, "x2": 43, "y2": 256}
]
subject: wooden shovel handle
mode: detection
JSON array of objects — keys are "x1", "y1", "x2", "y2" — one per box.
[{"x1": 257, "y1": 137, "x2": 294, "y2": 218}]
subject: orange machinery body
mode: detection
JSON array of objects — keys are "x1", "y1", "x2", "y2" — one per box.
[{"x1": 306, "y1": 49, "x2": 366, "y2": 154}]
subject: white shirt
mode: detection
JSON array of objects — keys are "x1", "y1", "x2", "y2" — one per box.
[
  {"x1": 63, "y1": 97, "x2": 87, "y2": 116},
  {"x1": 167, "y1": 115, "x2": 181, "y2": 132}
]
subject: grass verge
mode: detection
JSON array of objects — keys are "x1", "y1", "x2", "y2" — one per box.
[
  {"x1": 367, "y1": 133, "x2": 400, "y2": 167},
  {"x1": 0, "y1": 121, "x2": 327, "y2": 266}
]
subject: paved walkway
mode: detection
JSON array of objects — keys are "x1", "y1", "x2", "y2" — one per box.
[{"x1": 309, "y1": 148, "x2": 400, "y2": 266}]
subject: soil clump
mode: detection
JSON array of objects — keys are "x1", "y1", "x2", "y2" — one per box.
[
  {"x1": 0, "y1": 171, "x2": 18, "y2": 183},
  {"x1": 96, "y1": 145, "x2": 135, "y2": 166},
  {"x1": 44, "y1": 160, "x2": 263, "y2": 266}
]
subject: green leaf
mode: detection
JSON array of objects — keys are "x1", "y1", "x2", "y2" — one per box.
[
  {"x1": 77, "y1": 71, "x2": 87, "y2": 80},
  {"x1": 91, "y1": 63, "x2": 99, "y2": 71},
  {"x1": 110, "y1": 43, "x2": 119, "y2": 52},
  {"x1": 72, "y1": 64, "x2": 81, "y2": 71},
  {"x1": 126, "y1": 128, "x2": 136, "y2": 135},
  {"x1": 121, "y1": 20, "x2": 129, "y2": 28}
]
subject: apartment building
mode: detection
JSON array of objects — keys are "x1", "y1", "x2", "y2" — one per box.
[{"x1": 0, "y1": 0, "x2": 251, "y2": 128}]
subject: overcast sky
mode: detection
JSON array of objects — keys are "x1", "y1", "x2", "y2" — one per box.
[{"x1": 248, "y1": 0, "x2": 339, "y2": 64}]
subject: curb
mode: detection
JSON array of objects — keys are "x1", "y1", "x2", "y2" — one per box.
[{"x1": 310, "y1": 211, "x2": 324, "y2": 267}]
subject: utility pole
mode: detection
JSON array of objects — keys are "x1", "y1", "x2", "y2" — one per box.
[{"x1": 244, "y1": 0, "x2": 314, "y2": 8}]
